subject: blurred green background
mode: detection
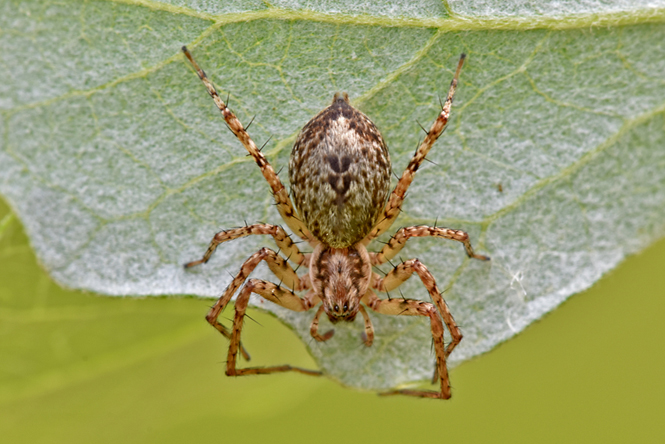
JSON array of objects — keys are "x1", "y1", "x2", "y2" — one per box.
[{"x1": 1, "y1": 194, "x2": 664, "y2": 443}]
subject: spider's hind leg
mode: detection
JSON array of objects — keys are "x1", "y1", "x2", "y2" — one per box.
[
  {"x1": 363, "y1": 54, "x2": 466, "y2": 245},
  {"x1": 182, "y1": 47, "x2": 313, "y2": 243}
]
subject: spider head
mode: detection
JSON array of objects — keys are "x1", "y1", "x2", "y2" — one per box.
[
  {"x1": 310, "y1": 243, "x2": 371, "y2": 323},
  {"x1": 323, "y1": 291, "x2": 360, "y2": 323}
]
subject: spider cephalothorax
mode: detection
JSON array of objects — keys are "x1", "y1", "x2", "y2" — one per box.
[
  {"x1": 310, "y1": 243, "x2": 372, "y2": 323},
  {"x1": 183, "y1": 46, "x2": 489, "y2": 399}
]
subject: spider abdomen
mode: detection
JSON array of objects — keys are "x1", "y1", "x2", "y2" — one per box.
[{"x1": 289, "y1": 93, "x2": 391, "y2": 248}]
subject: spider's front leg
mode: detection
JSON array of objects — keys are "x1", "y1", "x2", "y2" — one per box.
[
  {"x1": 362, "y1": 290, "x2": 452, "y2": 399},
  {"x1": 364, "y1": 54, "x2": 466, "y2": 244},
  {"x1": 182, "y1": 47, "x2": 313, "y2": 243},
  {"x1": 367, "y1": 258, "x2": 462, "y2": 399},
  {"x1": 205, "y1": 246, "x2": 302, "y2": 359},
  {"x1": 228, "y1": 280, "x2": 321, "y2": 376},
  {"x1": 207, "y1": 247, "x2": 321, "y2": 376},
  {"x1": 374, "y1": 258, "x2": 462, "y2": 357}
]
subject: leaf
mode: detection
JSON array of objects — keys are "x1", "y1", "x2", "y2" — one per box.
[{"x1": 1, "y1": 1, "x2": 665, "y2": 390}]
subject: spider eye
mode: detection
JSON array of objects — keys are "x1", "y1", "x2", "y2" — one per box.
[
  {"x1": 343, "y1": 303, "x2": 348, "y2": 311},
  {"x1": 334, "y1": 304, "x2": 339, "y2": 312}
]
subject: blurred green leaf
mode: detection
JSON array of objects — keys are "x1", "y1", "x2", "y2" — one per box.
[
  {"x1": 0, "y1": 196, "x2": 321, "y2": 413},
  {"x1": 1, "y1": 1, "x2": 665, "y2": 390}
]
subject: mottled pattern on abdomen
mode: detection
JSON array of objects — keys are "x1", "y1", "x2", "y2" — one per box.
[{"x1": 289, "y1": 94, "x2": 391, "y2": 248}]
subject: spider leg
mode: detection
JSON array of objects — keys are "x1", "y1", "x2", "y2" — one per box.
[
  {"x1": 310, "y1": 305, "x2": 335, "y2": 342},
  {"x1": 182, "y1": 47, "x2": 313, "y2": 244},
  {"x1": 206, "y1": 248, "x2": 320, "y2": 376},
  {"x1": 206, "y1": 247, "x2": 309, "y2": 329},
  {"x1": 363, "y1": 54, "x2": 466, "y2": 245},
  {"x1": 368, "y1": 258, "x2": 462, "y2": 399},
  {"x1": 373, "y1": 258, "x2": 461, "y2": 356},
  {"x1": 370, "y1": 225, "x2": 489, "y2": 266},
  {"x1": 310, "y1": 296, "x2": 374, "y2": 348},
  {"x1": 358, "y1": 305, "x2": 374, "y2": 347},
  {"x1": 205, "y1": 247, "x2": 308, "y2": 359},
  {"x1": 185, "y1": 223, "x2": 306, "y2": 270},
  {"x1": 227, "y1": 280, "x2": 321, "y2": 376},
  {"x1": 362, "y1": 289, "x2": 452, "y2": 399}
]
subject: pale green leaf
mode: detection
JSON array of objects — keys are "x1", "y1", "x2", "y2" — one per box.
[{"x1": 1, "y1": 1, "x2": 665, "y2": 390}]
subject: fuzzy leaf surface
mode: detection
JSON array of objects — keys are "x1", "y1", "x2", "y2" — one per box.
[{"x1": 1, "y1": 1, "x2": 665, "y2": 389}]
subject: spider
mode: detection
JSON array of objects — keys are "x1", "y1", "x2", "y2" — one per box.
[{"x1": 182, "y1": 46, "x2": 489, "y2": 399}]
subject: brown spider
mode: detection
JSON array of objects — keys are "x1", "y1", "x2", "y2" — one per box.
[{"x1": 182, "y1": 46, "x2": 489, "y2": 399}]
